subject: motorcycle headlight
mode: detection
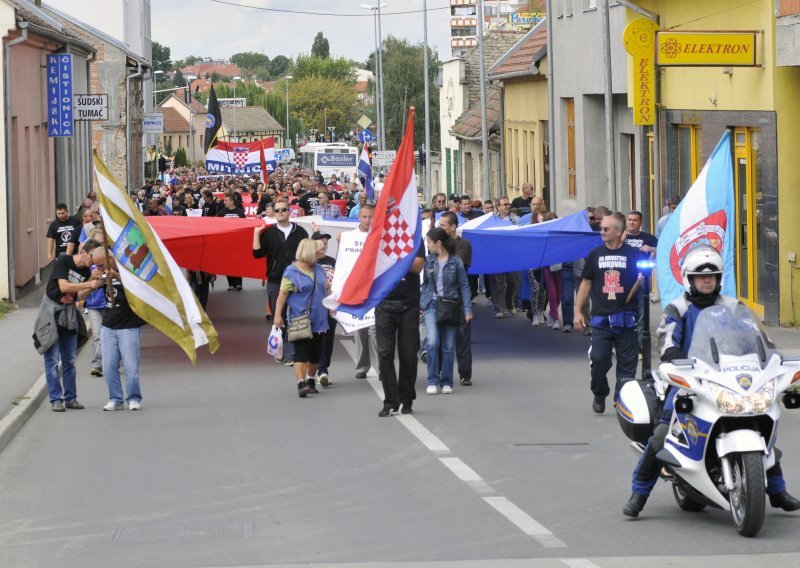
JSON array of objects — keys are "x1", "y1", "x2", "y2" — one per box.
[
  {"x1": 706, "y1": 380, "x2": 775, "y2": 414},
  {"x1": 707, "y1": 382, "x2": 745, "y2": 414},
  {"x1": 750, "y1": 379, "x2": 775, "y2": 413}
]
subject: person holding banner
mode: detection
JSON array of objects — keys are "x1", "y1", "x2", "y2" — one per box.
[
  {"x1": 273, "y1": 239, "x2": 330, "y2": 398},
  {"x1": 420, "y1": 227, "x2": 473, "y2": 395},
  {"x1": 312, "y1": 230, "x2": 337, "y2": 388}
]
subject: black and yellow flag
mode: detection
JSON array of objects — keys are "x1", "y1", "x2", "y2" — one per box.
[{"x1": 203, "y1": 85, "x2": 225, "y2": 154}]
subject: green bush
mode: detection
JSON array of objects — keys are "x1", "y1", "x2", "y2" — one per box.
[{"x1": 174, "y1": 147, "x2": 188, "y2": 167}]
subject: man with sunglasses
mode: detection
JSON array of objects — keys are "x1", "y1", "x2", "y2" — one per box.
[
  {"x1": 432, "y1": 193, "x2": 448, "y2": 213},
  {"x1": 253, "y1": 198, "x2": 309, "y2": 365},
  {"x1": 575, "y1": 212, "x2": 642, "y2": 414}
]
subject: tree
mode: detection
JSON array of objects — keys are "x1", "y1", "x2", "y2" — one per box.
[
  {"x1": 291, "y1": 54, "x2": 356, "y2": 84},
  {"x1": 152, "y1": 41, "x2": 173, "y2": 73},
  {"x1": 231, "y1": 51, "x2": 270, "y2": 70},
  {"x1": 377, "y1": 36, "x2": 441, "y2": 151},
  {"x1": 174, "y1": 147, "x2": 188, "y2": 167},
  {"x1": 269, "y1": 55, "x2": 291, "y2": 78},
  {"x1": 289, "y1": 76, "x2": 360, "y2": 140},
  {"x1": 311, "y1": 32, "x2": 330, "y2": 59}
]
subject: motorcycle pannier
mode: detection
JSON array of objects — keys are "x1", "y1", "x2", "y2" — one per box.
[{"x1": 616, "y1": 379, "x2": 659, "y2": 444}]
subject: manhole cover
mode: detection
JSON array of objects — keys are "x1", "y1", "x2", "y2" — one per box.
[
  {"x1": 113, "y1": 522, "x2": 254, "y2": 543},
  {"x1": 509, "y1": 443, "x2": 595, "y2": 453}
]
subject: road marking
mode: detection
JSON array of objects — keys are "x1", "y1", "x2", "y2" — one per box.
[
  {"x1": 483, "y1": 496, "x2": 567, "y2": 549},
  {"x1": 560, "y1": 559, "x2": 602, "y2": 568},
  {"x1": 339, "y1": 338, "x2": 564, "y2": 547}
]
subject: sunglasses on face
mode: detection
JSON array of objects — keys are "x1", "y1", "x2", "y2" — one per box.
[{"x1": 274, "y1": 208, "x2": 289, "y2": 213}]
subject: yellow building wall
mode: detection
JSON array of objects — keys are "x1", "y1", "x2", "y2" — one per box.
[{"x1": 502, "y1": 68, "x2": 548, "y2": 201}]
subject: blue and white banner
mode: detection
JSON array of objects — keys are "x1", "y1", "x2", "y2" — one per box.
[
  {"x1": 358, "y1": 145, "x2": 374, "y2": 201},
  {"x1": 656, "y1": 131, "x2": 736, "y2": 307},
  {"x1": 47, "y1": 54, "x2": 74, "y2": 137}
]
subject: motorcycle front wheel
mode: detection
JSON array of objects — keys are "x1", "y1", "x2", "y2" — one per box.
[
  {"x1": 728, "y1": 452, "x2": 765, "y2": 537},
  {"x1": 673, "y1": 484, "x2": 706, "y2": 512}
]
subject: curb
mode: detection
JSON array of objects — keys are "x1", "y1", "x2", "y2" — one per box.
[{"x1": 0, "y1": 374, "x2": 47, "y2": 454}]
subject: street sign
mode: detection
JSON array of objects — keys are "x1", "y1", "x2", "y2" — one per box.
[
  {"x1": 358, "y1": 129, "x2": 375, "y2": 143},
  {"x1": 143, "y1": 112, "x2": 164, "y2": 134},
  {"x1": 372, "y1": 150, "x2": 396, "y2": 168},
  {"x1": 276, "y1": 148, "x2": 295, "y2": 162},
  {"x1": 47, "y1": 54, "x2": 74, "y2": 137},
  {"x1": 357, "y1": 115, "x2": 372, "y2": 130},
  {"x1": 218, "y1": 98, "x2": 246, "y2": 108},
  {"x1": 73, "y1": 94, "x2": 108, "y2": 120}
]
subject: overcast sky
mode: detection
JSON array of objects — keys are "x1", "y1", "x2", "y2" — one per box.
[{"x1": 152, "y1": 0, "x2": 455, "y2": 66}]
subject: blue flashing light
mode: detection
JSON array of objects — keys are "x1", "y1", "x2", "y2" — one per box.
[{"x1": 637, "y1": 260, "x2": 656, "y2": 270}]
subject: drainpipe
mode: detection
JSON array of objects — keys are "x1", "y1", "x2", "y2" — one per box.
[
  {"x1": 4, "y1": 23, "x2": 29, "y2": 303},
  {"x1": 497, "y1": 82, "x2": 506, "y2": 197},
  {"x1": 544, "y1": 9, "x2": 555, "y2": 210},
  {"x1": 126, "y1": 62, "x2": 143, "y2": 192}
]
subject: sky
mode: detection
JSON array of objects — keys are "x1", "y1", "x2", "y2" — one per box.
[{"x1": 152, "y1": 0, "x2": 455, "y2": 66}]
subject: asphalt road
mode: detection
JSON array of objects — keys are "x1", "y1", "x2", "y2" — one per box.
[{"x1": 1, "y1": 281, "x2": 799, "y2": 568}]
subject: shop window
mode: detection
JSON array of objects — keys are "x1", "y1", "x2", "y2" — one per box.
[{"x1": 677, "y1": 124, "x2": 701, "y2": 196}]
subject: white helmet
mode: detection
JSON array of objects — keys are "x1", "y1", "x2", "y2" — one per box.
[{"x1": 681, "y1": 244, "x2": 723, "y2": 295}]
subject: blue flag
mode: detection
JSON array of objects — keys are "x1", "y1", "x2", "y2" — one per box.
[
  {"x1": 358, "y1": 145, "x2": 374, "y2": 201},
  {"x1": 656, "y1": 130, "x2": 736, "y2": 307}
]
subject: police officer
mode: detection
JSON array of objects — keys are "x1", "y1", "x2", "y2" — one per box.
[{"x1": 623, "y1": 245, "x2": 800, "y2": 517}]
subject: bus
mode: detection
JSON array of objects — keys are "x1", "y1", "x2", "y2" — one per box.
[{"x1": 298, "y1": 142, "x2": 359, "y2": 181}]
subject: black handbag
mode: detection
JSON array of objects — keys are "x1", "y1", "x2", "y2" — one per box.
[
  {"x1": 287, "y1": 269, "x2": 315, "y2": 342},
  {"x1": 434, "y1": 260, "x2": 462, "y2": 326}
]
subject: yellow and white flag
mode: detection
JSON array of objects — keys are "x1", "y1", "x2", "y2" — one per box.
[{"x1": 93, "y1": 152, "x2": 219, "y2": 363}]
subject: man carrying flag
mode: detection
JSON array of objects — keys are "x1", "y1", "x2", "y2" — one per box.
[
  {"x1": 325, "y1": 109, "x2": 423, "y2": 417},
  {"x1": 358, "y1": 144, "x2": 374, "y2": 202}
]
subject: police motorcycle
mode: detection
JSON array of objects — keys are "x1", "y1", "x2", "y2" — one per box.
[{"x1": 617, "y1": 303, "x2": 800, "y2": 537}]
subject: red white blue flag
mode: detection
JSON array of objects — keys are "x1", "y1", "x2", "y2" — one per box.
[
  {"x1": 656, "y1": 130, "x2": 736, "y2": 306},
  {"x1": 324, "y1": 109, "x2": 421, "y2": 317},
  {"x1": 205, "y1": 137, "x2": 276, "y2": 175}
]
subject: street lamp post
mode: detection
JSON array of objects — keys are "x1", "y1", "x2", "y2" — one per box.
[
  {"x1": 422, "y1": 0, "x2": 432, "y2": 202},
  {"x1": 476, "y1": 0, "x2": 490, "y2": 201},
  {"x1": 232, "y1": 76, "x2": 241, "y2": 141},
  {"x1": 152, "y1": 70, "x2": 164, "y2": 181},
  {"x1": 186, "y1": 74, "x2": 197, "y2": 162},
  {"x1": 284, "y1": 75, "x2": 293, "y2": 149},
  {"x1": 361, "y1": 3, "x2": 387, "y2": 150}
]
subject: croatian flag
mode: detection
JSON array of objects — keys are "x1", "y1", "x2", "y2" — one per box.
[
  {"x1": 205, "y1": 138, "x2": 276, "y2": 175},
  {"x1": 324, "y1": 110, "x2": 422, "y2": 317},
  {"x1": 656, "y1": 130, "x2": 736, "y2": 307},
  {"x1": 358, "y1": 144, "x2": 374, "y2": 201}
]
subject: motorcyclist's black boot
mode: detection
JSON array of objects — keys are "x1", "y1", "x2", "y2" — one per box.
[
  {"x1": 769, "y1": 491, "x2": 800, "y2": 512},
  {"x1": 623, "y1": 493, "x2": 647, "y2": 518}
]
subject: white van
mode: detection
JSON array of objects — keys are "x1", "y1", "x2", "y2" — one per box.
[{"x1": 298, "y1": 142, "x2": 359, "y2": 180}]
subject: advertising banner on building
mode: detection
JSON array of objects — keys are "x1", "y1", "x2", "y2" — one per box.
[{"x1": 656, "y1": 31, "x2": 758, "y2": 67}]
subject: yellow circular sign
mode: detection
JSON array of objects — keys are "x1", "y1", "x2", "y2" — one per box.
[{"x1": 623, "y1": 18, "x2": 660, "y2": 57}]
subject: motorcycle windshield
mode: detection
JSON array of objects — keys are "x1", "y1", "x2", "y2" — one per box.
[{"x1": 687, "y1": 304, "x2": 777, "y2": 370}]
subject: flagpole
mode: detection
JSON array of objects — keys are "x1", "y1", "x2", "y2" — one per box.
[{"x1": 97, "y1": 213, "x2": 115, "y2": 305}]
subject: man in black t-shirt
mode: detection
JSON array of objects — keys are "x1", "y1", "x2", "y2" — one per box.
[
  {"x1": 575, "y1": 212, "x2": 643, "y2": 414},
  {"x1": 375, "y1": 243, "x2": 425, "y2": 417},
  {"x1": 217, "y1": 195, "x2": 246, "y2": 291},
  {"x1": 510, "y1": 183, "x2": 535, "y2": 217},
  {"x1": 200, "y1": 190, "x2": 218, "y2": 217},
  {"x1": 46, "y1": 204, "x2": 81, "y2": 262},
  {"x1": 36, "y1": 239, "x2": 104, "y2": 412},
  {"x1": 91, "y1": 249, "x2": 146, "y2": 411}
]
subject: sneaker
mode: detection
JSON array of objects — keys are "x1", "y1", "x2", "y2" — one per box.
[
  {"x1": 90, "y1": 367, "x2": 103, "y2": 377},
  {"x1": 552, "y1": 321, "x2": 561, "y2": 331},
  {"x1": 510, "y1": 307, "x2": 517, "y2": 315},
  {"x1": 531, "y1": 318, "x2": 539, "y2": 327},
  {"x1": 460, "y1": 376, "x2": 472, "y2": 386},
  {"x1": 592, "y1": 395, "x2": 606, "y2": 414},
  {"x1": 307, "y1": 378, "x2": 319, "y2": 394},
  {"x1": 283, "y1": 360, "x2": 295, "y2": 367},
  {"x1": 64, "y1": 399, "x2": 85, "y2": 410},
  {"x1": 494, "y1": 312, "x2": 504, "y2": 319},
  {"x1": 546, "y1": 316, "x2": 554, "y2": 328},
  {"x1": 51, "y1": 400, "x2": 65, "y2": 412},
  {"x1": 400, "y1": 402, "x2": 413, "y2": 414},
  {"x1": 274, "y1": 357, "x2": 284, "y2": 364},
  {"x1": 426, "y1": 385, "x2": 439, "y2": 395},
  {"x1": 355, "y1": 370, "x2": 367, "y2": 379},
  {"x1": 103, "y1": 401, "x2": 123, "y2": 411},
  {"x1": 441, "y1": 385, "x2": 453, "y2": 394},
  {"x1": 227, "y1": 286, "x2": 235, "y2": 291},
  {"x1": 318, "y1": 373, "x2": 330, "y2": 388},
  {"x1": 297, "y1": 380, "x2": 311, "y2": 398},
  {"x1": 235, "y1": 285, "x2": 243, "y2": 291},
  {"x1": 562, "y1": 325, "x2": 573, "y2": 333},
  {"x1": 378, "y1": 404, "x2": 398, "y2": 417},
  {"x1": 128, "y1": 400, "x2": 141, "y2": 411}
]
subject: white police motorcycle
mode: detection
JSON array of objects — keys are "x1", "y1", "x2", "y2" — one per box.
[{"x1": 617, "y1": 303, "x2": 800, "y2": 537}]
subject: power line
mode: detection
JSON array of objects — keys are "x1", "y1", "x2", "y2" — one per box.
[{"x1": 208, "y1": 0, "x2": 450, "y2": 17}]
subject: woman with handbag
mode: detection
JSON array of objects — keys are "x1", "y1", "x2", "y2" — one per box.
[
  {"x1": 420, "y1": 227, "x2": 472, "y2": 395},
  {"x1": 273, "y1": 239, "x2": 330, "y2": 398}
]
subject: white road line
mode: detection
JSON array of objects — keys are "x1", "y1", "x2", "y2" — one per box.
[
  {"x1": 439, "y1": 457, "x2": 493, "y2": 494},
  {"x1": 560, "y1": 559, "x2": 602, "y2": 568},
  {"x1": 483, "y1": 496, "x2": 567, "y2": 549}
]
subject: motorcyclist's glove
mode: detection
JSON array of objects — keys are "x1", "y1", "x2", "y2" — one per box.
[{"x1": 661, "y1": 347, "x2": 687, "y2": 362}]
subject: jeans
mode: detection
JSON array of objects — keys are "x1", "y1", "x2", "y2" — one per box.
[
  {"x1": 268, "y1": 281, "x2": 294, "y2": 362},
  {"x1": 423, "y1": 301, "x2": 457, "y2": 388},
  {"x1": 43, "y1": 332, "x2": 78, "y2": 402},
  {"x1": 589, "y1": 324, "x2": 639, "y2": 400},
  {"x1": 456, "y1": 318, "x2": 472, "y2": 380},
  {"x1": 317, "y1": 315, "x2": 337, "y2": 374},
  {"x1": 375, "y1": 303, "x2": 419, "y2": 407},
  {"x1": 86, "y1": 308, "x2": 105, "y2": 369},
  {"x1": 560, "y1": 263, "x2": 575, "y2": 328},
  {"x1": 101, "y1": 326, "x2": 142, "y2": 404}
]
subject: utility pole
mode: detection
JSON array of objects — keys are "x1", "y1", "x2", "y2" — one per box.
[
  {"x1": 476, "y1": 0, "x2": 490, "y2": 201},
  {"x1": 423, "y1": 0, "x2": 432, "y2": 202},
  {"x1": 601, "y1": 0, "x2": 617, "y2": 209},
  {"x1": 377, "y1": 3, "x2": 386, "y2": 151}
]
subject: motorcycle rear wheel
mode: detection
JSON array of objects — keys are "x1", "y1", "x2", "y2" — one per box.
[
  {"x1": 729, "y1": 452, "x2": 765, "y2": 537},
  {"x1": 673, "y1": 484, "x2": 706, "y2": 512}
]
